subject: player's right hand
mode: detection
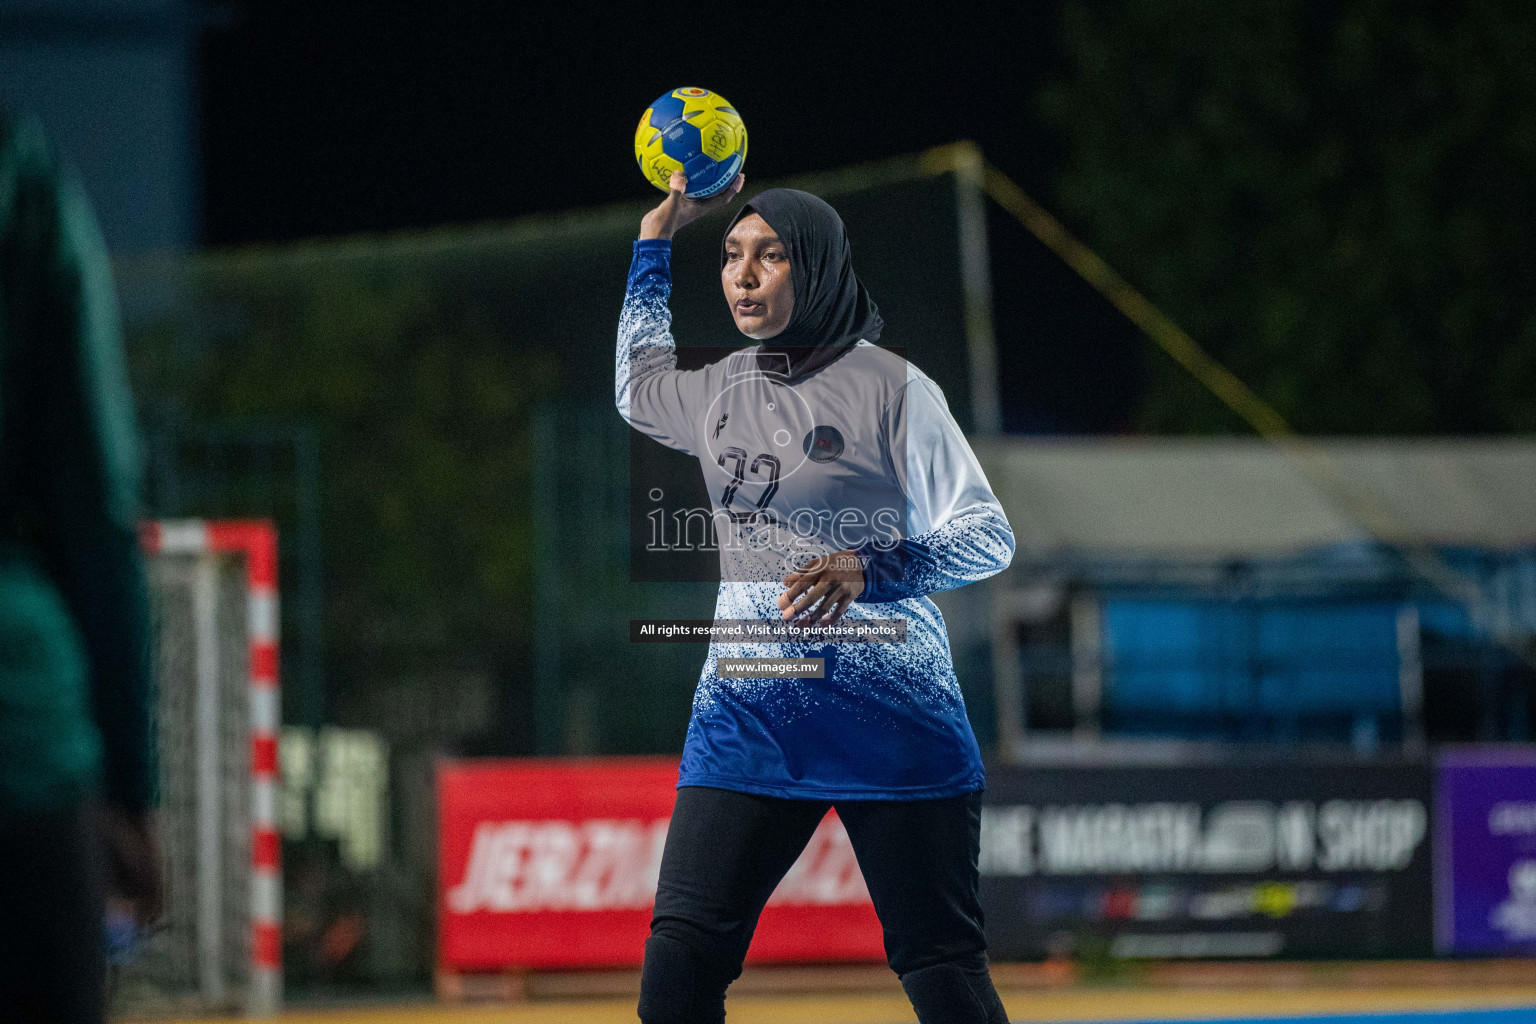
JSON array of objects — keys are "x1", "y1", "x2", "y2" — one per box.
[{"x1": 639, "y1": 170, "x2": 745, "y2": 241}]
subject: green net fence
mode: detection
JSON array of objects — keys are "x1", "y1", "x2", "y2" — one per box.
[{"x1": 117, "y1": 150, "x2": 984, "y2": 759}]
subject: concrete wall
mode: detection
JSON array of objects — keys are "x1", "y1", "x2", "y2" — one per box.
[{"x1": 0, "y1": 0, "x2": 198, "y2": 254}]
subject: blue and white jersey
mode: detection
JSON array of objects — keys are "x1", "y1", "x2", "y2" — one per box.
[{"x1": 616, "y1": 238, "x2": 1014, "y2": 800}]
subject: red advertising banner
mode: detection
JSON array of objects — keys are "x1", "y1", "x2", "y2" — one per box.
[{"x1": 437, "y1": 756, "x2": 884, "y2": 970}]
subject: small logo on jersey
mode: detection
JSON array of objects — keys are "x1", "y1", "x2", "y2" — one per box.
[
  {"x1": 713, "y1": 412, "x2": 729, "y2": 439},
  {"x1": 803, "y1": 425, "x2": 845, "y2": 463}
]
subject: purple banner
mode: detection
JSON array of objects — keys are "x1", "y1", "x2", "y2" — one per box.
[{"x1": 1436, "y1": 746, "x2": 1536, "y2": 954}]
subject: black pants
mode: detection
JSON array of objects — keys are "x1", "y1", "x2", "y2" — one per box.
[
  {"x1": 0, "y1": 804, "x2": 106, "y2": 1024},
  {"x1": 639, "y1": 786, "x2": 1008, "y2": 1024}
]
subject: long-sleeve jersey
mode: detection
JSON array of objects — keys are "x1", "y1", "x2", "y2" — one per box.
[
  {"x1": 617, "y1": 239, "x2": 1014, "y2": 799},
  {"x1": 0, "y1": 110, "x2": 155, "y2": 819}
]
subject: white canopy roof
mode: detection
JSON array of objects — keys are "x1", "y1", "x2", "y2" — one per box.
[{"x1": 975, "y1": 438, "x2": 1536, "y2": 557}]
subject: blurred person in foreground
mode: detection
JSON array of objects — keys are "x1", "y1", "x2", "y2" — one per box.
[{"x1": 0, "y1": 106, "x2": 161, "y2": 1023}]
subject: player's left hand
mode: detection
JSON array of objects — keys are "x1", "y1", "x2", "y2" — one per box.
[
  {"x1": 778, "y1": 550, "x2": 865, "y2": 627},
  {"x1": 98, "y1": 805, "x2": 164, "y2": 927}
]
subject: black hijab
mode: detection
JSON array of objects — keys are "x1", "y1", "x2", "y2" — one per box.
[{"x1": 722, "y1": 188, "x2": 884, "y2": 383}]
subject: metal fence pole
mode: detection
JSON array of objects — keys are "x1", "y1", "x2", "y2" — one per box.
[
  {"x1": 1070, "y1": 593, "x2": 1103, "y2": 739},
  {"x1": 952, "y1": 142, "x2": 1001, "y2": 438},
  {"x1": 192, "y1": 555, "x2": 225, "y2": 1006},
  {"x1": 1397, "y1": 604, "x2": 1426, "y2": 751},
  {"x1": 531, "y1": 405, "x2": 563, "y2": 755}
]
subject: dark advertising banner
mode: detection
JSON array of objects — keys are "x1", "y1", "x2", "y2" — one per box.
[
  {"x1": 1436, "y1": 746, "x2": 1536, "y2": 954},
  {"x1": 979, "y1": 756, "x2": 1434, "y2": 960}
]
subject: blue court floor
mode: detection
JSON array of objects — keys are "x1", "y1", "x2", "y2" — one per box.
[{"x1": 1089, "y1": 1010, "x2": 1536, "y2": 1024}]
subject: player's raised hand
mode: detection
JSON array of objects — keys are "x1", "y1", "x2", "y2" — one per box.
[{"x1": 639, "y1": 170, "x2": 745, "y2": 241}]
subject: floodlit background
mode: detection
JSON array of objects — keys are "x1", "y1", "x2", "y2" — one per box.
[{"x1": 3, "y1": 0, "x2": 1534, "y2": 1017}]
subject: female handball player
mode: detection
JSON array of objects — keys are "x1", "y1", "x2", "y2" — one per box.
[{"x1": 617, "y1": 169, "x2": 1015, "y2": 1024}]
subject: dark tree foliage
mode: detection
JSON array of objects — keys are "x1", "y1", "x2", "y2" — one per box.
[
  {"x1": 128, "y1": 262, "x2": 559, "y2": 733},
  {"x1": 1040, "y1": 0, "x2": 1536, "y2": 433}
]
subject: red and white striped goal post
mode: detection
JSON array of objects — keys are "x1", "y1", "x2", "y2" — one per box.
[{"x1": 140, "y1": 519, "x2": 281, "y2": 1015}]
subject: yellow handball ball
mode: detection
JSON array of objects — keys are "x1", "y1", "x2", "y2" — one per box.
[{"x1": 634, "y1": 87, "x2": 747, "y2": 198}]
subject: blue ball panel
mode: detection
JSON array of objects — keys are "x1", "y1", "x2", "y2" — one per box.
[
  {"x1": 648, "y1": 94, "x2": 686, "y2": 130},
  {"x1": 660, "y1": 120, "x2": 703, "y2": 163},
  {"x1": 687, "y1": 152, "x2": 742, "y2": 197}
]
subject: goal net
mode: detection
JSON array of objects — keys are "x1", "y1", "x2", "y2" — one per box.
[{"x1": 111, "y1": 521, "x2": 281, "y2": 1018}]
